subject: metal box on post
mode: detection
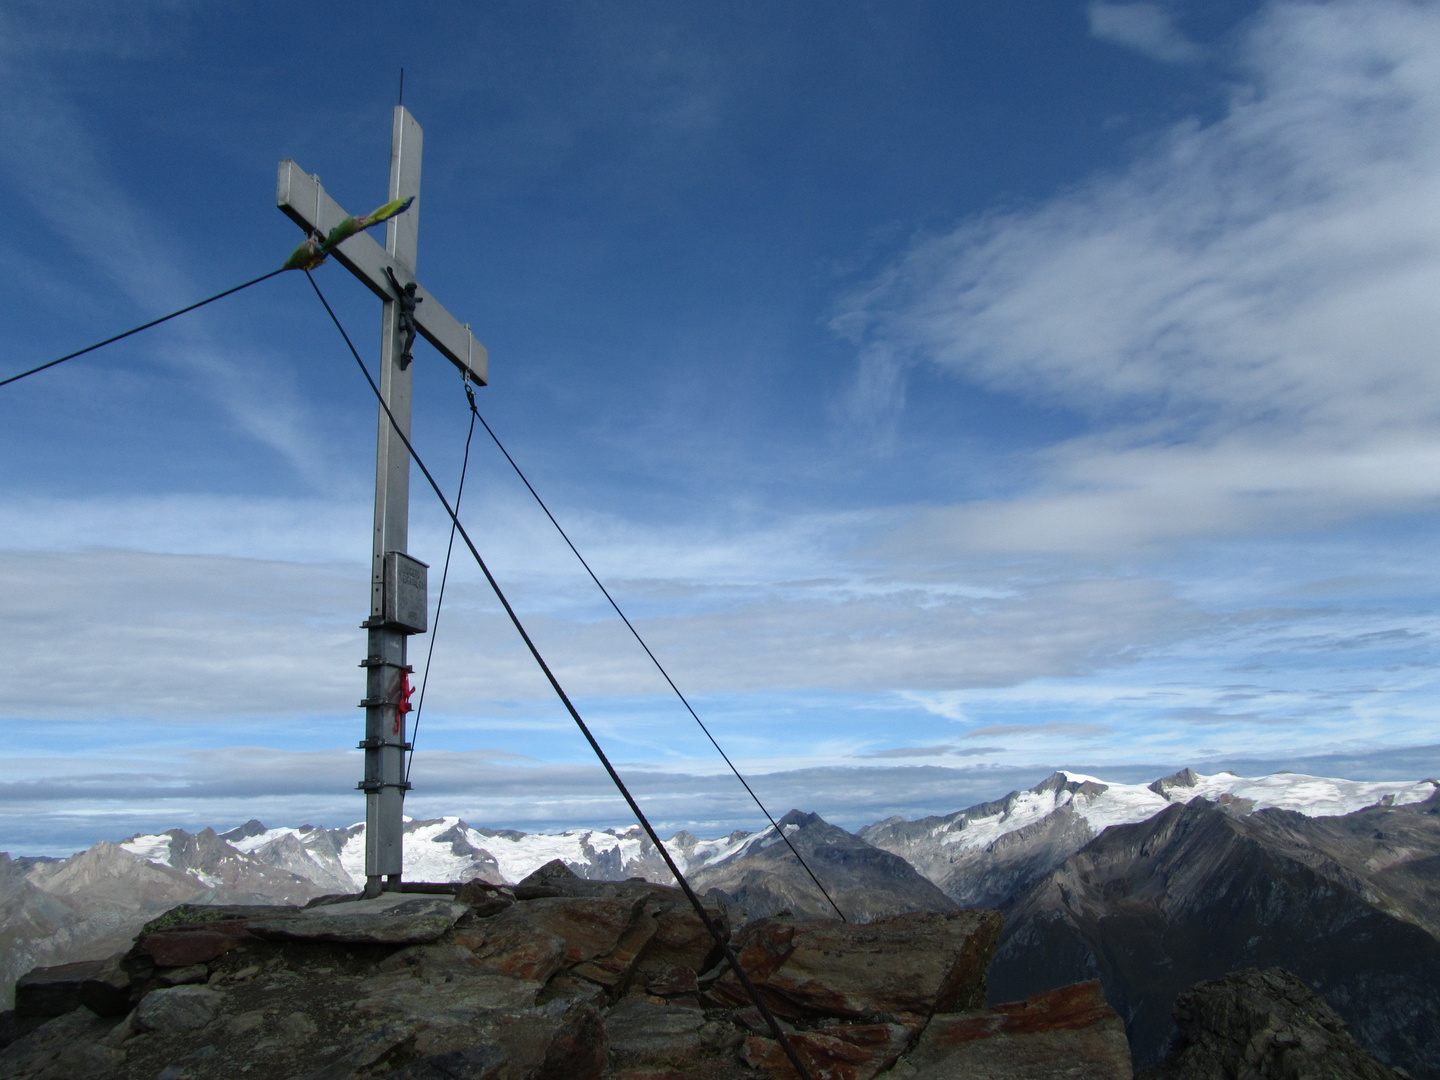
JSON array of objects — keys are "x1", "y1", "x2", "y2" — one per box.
[{"x1": 384, "y1": 551, "x2": 429, "y2": 634}]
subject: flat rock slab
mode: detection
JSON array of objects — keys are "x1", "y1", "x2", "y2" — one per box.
[
  {"x1": 710, "y1": 910, "x2": 1003, "y2": 1019},
  {"x1": 247, "y1": 894, "x2": 469, "y2": 945},
  {"x1": 496, "y1": 897, "x2": 641, "y2": 963},
  {"x1": 573, "y1": 910, "x2": 659, "y2": 988},
  {"x1": 144, "y1": 903, "x2": 304, "y2": 927},
  {"x1": 142, "y1": 922, "x2": 250, "y2": 966},
  {"x1": 134, "y1": 984, "x2": 224, "y2": 1034},
  {"x1": 475, "y1": 895, "x2": 644, "y2": 984},
  {"x1": 606, "y1": 996, "x2": 708, "y2": 1060},
  {"x1": 356, "y1": 968, "x2": 545, "y2": 1021},
  {"x1": 382, "y1": 1000, "x2": 608, "y2": 1080},
  {"x1": 743, "y1": 1021, "x2": 915, "y2": 1080},
  {"x1": 13, "y1": 956, "x2": 130, "y2": 1018},
  {"x1": 639, "y1": 904, "x2": 719, "y2": 976},
  {"x1": 293, "y1": 1021, "x2": 416, "y2": 1080},
  {"x1": 901, "y1": 981, "x2": 1132, "y2": 1080},
  {"x1": 509, "y1": 861, "x2": 725, "y2": 976},
  {"x1": 646, "y1": 966, "x2": 700, "y2": 997}
]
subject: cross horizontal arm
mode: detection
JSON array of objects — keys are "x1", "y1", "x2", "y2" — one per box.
[{"x1": 277, "y1": 160, "x2": 487, "y2": 384}]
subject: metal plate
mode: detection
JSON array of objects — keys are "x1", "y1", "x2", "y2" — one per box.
[{"x1": 384, "y1": 551, "x2": 429, "y2": 634}]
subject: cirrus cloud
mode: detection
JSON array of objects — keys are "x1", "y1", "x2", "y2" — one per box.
[{"x1": 842, "y1": 0, "x2": 1440, "y2": 552}]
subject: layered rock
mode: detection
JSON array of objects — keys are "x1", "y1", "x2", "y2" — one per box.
[
  {"x1": 0, "y1": 818, "x2": 728, "y2": 1006},
  {"x1": 895, "y1": 981, "x2": 1132, "y2": 1080},
  {"x1": 0, "y1": 863, "x2": 1126, "y2": 1080},
  {"x1": 705, "y1": 909, "x2": 1000, "y2": 1019}
]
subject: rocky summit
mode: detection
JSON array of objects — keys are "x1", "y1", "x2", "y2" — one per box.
[
  {"x1": 0, "y1": 861, "x2": 1133, "y2": 1080},
  {"x1": 1140, "y1": 968, "x2": 1409, "y2": 1080}
]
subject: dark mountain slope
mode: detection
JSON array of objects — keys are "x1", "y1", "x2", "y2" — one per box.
[
  {"x1": 689, "y1": 809, "x2": 956, "y2": 922},
  {"x1": 988, "y1": 796, "x2": 1440, "y2": 1078},
  {"x1": 1231, "y1": 794, "x2": 1440, "y2": 942}
]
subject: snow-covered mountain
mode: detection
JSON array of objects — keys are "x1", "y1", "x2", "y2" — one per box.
[
  {"x1": 0, "y1": 815, "x2": 754, "y2": 1006},
  {"x1": 4, "y1": 766, "x2": 1433, "y2": 1010},
  {"x1": 112, "y1": 815, "x2": 754, "y2": 898},
  {"x1": 88, "y1": 768, "x2": 1438, "y2": 911},
  {"x1": 857, "y1": 768, "x2": 1438, "y2": 908}
]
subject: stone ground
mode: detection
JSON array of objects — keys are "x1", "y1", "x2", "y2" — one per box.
[{"x1": 0, "y1": 860, "x2": 1133, "y2": 1080}]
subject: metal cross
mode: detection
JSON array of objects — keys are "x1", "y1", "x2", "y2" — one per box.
[{"x1": 276, "y1": 107, "x2": 487, "y2": 897}]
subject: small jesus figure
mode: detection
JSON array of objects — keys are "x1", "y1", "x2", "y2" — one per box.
[{"x1": 385, "y1": 266, "x2": 424, "y2": 368}]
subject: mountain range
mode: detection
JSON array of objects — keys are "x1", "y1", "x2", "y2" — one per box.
[
  {"x1": 988, "y1": 789, "x2": 1440, "y2": 1073},
  {"x1": 1, "y1": 767, "x2": 1436, "y2": 1075},
  {"x1": 857, "y1": 767, "x2": 1438, "y2": 909}
]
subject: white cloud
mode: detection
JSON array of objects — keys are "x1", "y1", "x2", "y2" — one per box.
[
  {"x1": 844, "y1": 0, "x2": 1440, "y2": 551},
  {"x1": 0, "y1": 494, "x2": 372, "y2": 563},
  {"x1": 1088, "y1": 3, "x2": 1204, "y2": 64},
  {"x1": 0, "y1": 743, "x2": 1065, "y2": 853},
  {"x1": 5, "y1": 740, "x2": 1440, "y2": 857},
  {"x1": 6, "y1": 550, "x2": 360, "y2": 719},
  {"x1": 0, "y1": 526, "x2": 1199, "y2": 721}
]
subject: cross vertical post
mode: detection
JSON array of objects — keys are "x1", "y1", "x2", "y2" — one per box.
[
  {"x1": 277, "y1": 107, "x2": 488, "y2": 899},
  {"x1": 362, "y1": 106, "x2": 422, "y2": 896}
]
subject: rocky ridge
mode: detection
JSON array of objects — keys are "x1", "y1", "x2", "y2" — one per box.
[
  {"x1": 0, "y1": 816, "x2": 757, "y2": 1008},
  {"x1": 4, "y1": 767, "x2": 1437, "y2": 1074},
  {"x1": 1141, "y1": 967, "x2": 1409, "y2": 1080},
  {"x1": 857, "y1": 769, "x2": 1439, "y2": 910},
  {"x1": 0, "y1": 861, "x2": 1134, "y2": 1080},
  {"x1": 0, "y1": 808, "x2": 956, "y2": 1006},
  {"x1": 988, "y1": 793, "x2": 1440, "y2": 1078}
]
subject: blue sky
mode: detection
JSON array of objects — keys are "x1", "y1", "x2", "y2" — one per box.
[{"x1": 5, "y1": 0, "x2": 1440, "y2": 854}]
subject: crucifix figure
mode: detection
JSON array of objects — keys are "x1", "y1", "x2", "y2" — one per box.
[
  {"x1": 276, "y1": 106, "x2": 488, "y2": 897},
  {"x1": 385, "y1": 265, "x2": 423, "y2": 369}
]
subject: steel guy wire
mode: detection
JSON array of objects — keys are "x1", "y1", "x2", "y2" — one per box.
[
  {"x1": 460, "y1": 389, "x2": 847, "y2": 921},
  {"x1": 405, "y1": 378, "x2": 478, "y2": 785},
  {"x1": 1, "y1": 268, "x2": 287, "y2": 389},
  {"x1": 303, "y1": 269, "x2": 817, "y2": 1080}
]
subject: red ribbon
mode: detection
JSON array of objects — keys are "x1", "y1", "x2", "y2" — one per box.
[{"x1": 395, "y1": 674, "x2": 413, "y2": 735}]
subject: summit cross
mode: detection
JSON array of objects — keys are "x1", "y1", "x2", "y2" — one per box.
[{"x1": 276, "y1": 106, "x2": 488, "y2": 897}]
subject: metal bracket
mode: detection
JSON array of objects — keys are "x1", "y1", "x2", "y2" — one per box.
[
  {"x1": 358, "y1": 697, "x2": 408, "y2": 709},
  {"x1": 357, "y1": 738, "x2": 412, "y2": 751},
  {"x1": 356, "y1": 780, "x2": 413, "y2": 793},
  {"x1": 359, "y1": 657, "x2": 415, "y2": 671}
]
